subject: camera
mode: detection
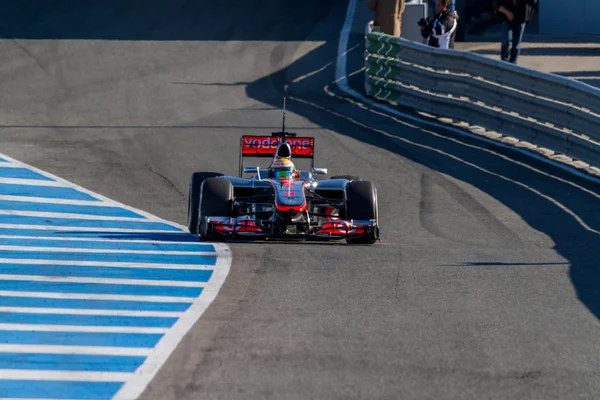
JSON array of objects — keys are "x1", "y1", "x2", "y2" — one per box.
[{"x1": 417, "y1": 17, "x2": 429, "y2": 27}]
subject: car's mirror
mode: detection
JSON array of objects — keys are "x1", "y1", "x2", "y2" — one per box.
[
  {"x1": 311, "y1": 168, "x2": 327, "y2": 175},
  {"x1": 243, "y1": 166, "x2": 259, "y2": 174}
]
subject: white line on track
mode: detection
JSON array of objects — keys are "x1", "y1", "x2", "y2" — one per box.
[
  {"x1": 0, "y1": 370, "x2": 133, "y2": 382},
  {"x1": 0, "y1": 291, "x2": 196, "y2": 303},
  {"x1": 0, "y1": 258, "x2": 215, "y2": 270},
  {"x1": 0, "y1": 210, "x2": 152, "y2": 222},
  {"x1": 0, "y1": 275, "x2": 206, "y2": 288},
  {"x1": 0, "y1": 245, "x2": 216, "y2": 256},
  {"x1": 0, "y1": 195, "x2": 113, "y2": 206},
  {"x1": 0, "y1": 224, "x2": 177, "y2": 233},
  {"x1": 0, "y1": 307, "x2": 182, "y2": 318},
  {"x1": 0, "y1": 324, "x2": 168, "y2": 333},
  {"x1": 0, "y1": 344, "x2": 151, "y2": 356},
  {"x1": 0, "y1": 235, "x2": 207, "y2": 245},
  {"x1": 112, "y1": 243, "x2": 232, "y2": 399},
  {"x1": 0, "y1": 178, "x2": 69, "y2": 187},
  {"x1": 0, "y1": 163, "x2": 23, "y2": 168}
]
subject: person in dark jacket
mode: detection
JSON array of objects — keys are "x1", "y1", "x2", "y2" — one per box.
[
  {"x1": 497, "y1": 0, "x2": 538, "y2": 64},
  {"x1": 419, "y1": 0, "x2": 459, "y2": 49}
]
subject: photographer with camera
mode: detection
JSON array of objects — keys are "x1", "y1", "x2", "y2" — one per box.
[{"x1": 418, "y1": 0, "x2": 459, "y2": 50}]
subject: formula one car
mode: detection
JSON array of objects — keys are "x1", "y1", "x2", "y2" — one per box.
[{"x1": 187, "y1": 126, "x2": 379, "y2": 244}]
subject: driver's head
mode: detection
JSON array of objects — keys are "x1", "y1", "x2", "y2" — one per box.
[{"x1": 270, "y1": 157, "x2": 295, "y2": 179}]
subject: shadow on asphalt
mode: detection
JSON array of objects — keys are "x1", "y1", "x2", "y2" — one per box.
[
  {"x1": 555, "y1": 71, "x2": 600, "y2": 88},
  {"x1": 0, "y1": 0, "x2": 334, "y2": 40},
  {"x1": 473, "y1": 47, "x2": 600, "y2": 57},
  {"x1": 244, "y1": 29, "x2": 600, "y2": 320}
]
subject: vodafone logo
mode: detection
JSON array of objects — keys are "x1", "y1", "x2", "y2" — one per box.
[
  {"x1": 241, "y1": 136, "x2": 313, "y2": 153},
  {"x1": 243, "y1": 137, "x2": 279, "y2": 149},
  {"x1": 286, "y1": 139, "x2": 312, "y2": 151}
]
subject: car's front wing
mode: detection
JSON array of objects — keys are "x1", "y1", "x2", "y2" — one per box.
[{"x1": 204, "y1": 216, "x2": 377, "y2": 240}]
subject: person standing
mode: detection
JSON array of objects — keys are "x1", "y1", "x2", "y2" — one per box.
[
  {"x1": 419, "y1": 0, "x2": 459, "y2": 49},
  {"x1": 497, "y1": 0, "x2": 538, "y2": 64},
  {"x1": 368, "y1": 0, "x2": 406, "y2": 37}
]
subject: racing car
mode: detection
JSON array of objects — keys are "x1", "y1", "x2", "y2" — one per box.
[{"x1": 186, "y1": 130, "x2": 379, "y2": 244}]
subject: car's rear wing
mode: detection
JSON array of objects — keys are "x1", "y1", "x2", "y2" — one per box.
[{"x1": 239, "y1": 132, "x2": 315, "y2": 176}]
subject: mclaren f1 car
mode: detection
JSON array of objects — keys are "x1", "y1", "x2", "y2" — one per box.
[{"x1": 187, "y1": 130, "x2": 380, "y2": 244}]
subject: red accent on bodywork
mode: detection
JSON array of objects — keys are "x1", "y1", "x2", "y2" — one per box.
[
  {"x1": 214, "y1": 219, "x2": 262, "y2": 233},
  {"x1": 275, "y1": 203, "x2": 307, "y2": 212},
  {"x1": 317, "y1": 221, "x2": 365, "y2": 236},
  {"x1": 324, "y1": 207, "x2": 340, "y2": 221},
  {"x1": 241, "y1": 136, "x2": 314, "y2": 157}
]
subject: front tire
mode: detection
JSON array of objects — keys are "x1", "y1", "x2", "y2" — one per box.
[
  {"x1": 187, "y1": 172, "x2": 223, "y2": 234},
  {"x1": 198, "y1": 178, "x2": 234, "y2": 240},
  {"x1": 344, "y1": 180, "x2": 379, "y2": 244}
]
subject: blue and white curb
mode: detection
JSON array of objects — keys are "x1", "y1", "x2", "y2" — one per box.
[{"x1": 0, "y1": 153, "x2": 231, "y2": 399}]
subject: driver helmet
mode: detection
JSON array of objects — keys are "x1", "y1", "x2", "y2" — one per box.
[{"x1": 269, "y1": 157, "x2": 296, "y2": 180}]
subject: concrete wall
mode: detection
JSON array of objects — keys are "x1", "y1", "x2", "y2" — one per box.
[{"x1": 539, "y1": 0, "x2": 600, "y2": 34}]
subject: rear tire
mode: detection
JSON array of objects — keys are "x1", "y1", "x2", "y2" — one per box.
[
  {"x1": 198, "y1": 178, "x2": 233, "y2": 240},
  {"x1": 187, "y1": 172, "x2": 223, "y2": 234},
  {"x1": 344, "y1": 180, "x2": 379, "y2": 244}
]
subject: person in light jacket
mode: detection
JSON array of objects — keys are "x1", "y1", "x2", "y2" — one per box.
[{"x1": 368, "y1": 0, "x2": 406, "y2": 36}]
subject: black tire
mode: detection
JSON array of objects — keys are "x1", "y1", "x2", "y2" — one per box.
[
  {"x1": 198, "y1": 178, "x2": 233, "y2": 240},
  {"x1": 344, "y1": 181, "x2": 379, "y2": 244},
  {"x1": 187, "y1": 172, "x2": 223, "y2": 234},
  {"x1": 331, "y1": 175, "x2": 362, "y2": 182}
]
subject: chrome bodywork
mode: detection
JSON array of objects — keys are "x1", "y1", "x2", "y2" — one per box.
[{"x1": 201, "y1": 169, "x2": 376, "y2": 241}]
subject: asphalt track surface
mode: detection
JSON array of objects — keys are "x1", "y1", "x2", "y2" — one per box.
[{"x1": 1, "y1": 1, "x2": 600, "y2": 399}]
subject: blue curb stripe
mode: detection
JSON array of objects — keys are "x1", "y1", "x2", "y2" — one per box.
[
  {"x1": 0, "y1": 353, "x2": 146, "y2": 372},
  {"x1": 0, "y1": 200, "x2": 144, "y2": 218},
  {"x1": 0, "y1": 229, "x2": 200, "y2": 242},
  {"x1": 0, "y1": 167, "x2": 54, "y2": 181},
  {"x1": 0, "y1": 251, "x2": 217, "y2": 265},
  {"x1": 0, "y1": 184, "x2": 100, "y2": 201},
  {"x1": 0, "y1": 155, "x2": 228, "y2": 399},
  {"x1": 0, "y1": 215, "x2": 181, "y2": 231},
  {"x1": 0, "y1": 380, "x2": 123, "y2": 399},
  {"x1": 0, "y1": 312, "x2": 178, "y2": 328},
  {"x1": 0, "y1": 280, "x2": 203, "y2": 297},
  {"x1": 0, "y1": 237, "x2": 214, "y2": 252},
  {"x1": 0, "y1": 331, "x2": 162, "y2": 347},
  {"x1": 0, "y1": 264, "x2": 213, "y2": 282},
  {"x1": 0, "y1": 296, "x2": 192, "y2": 312}
]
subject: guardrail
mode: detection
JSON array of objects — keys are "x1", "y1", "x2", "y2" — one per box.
[{"x1": 364, "y1": 30, "x2": 600, "y2": 169}]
